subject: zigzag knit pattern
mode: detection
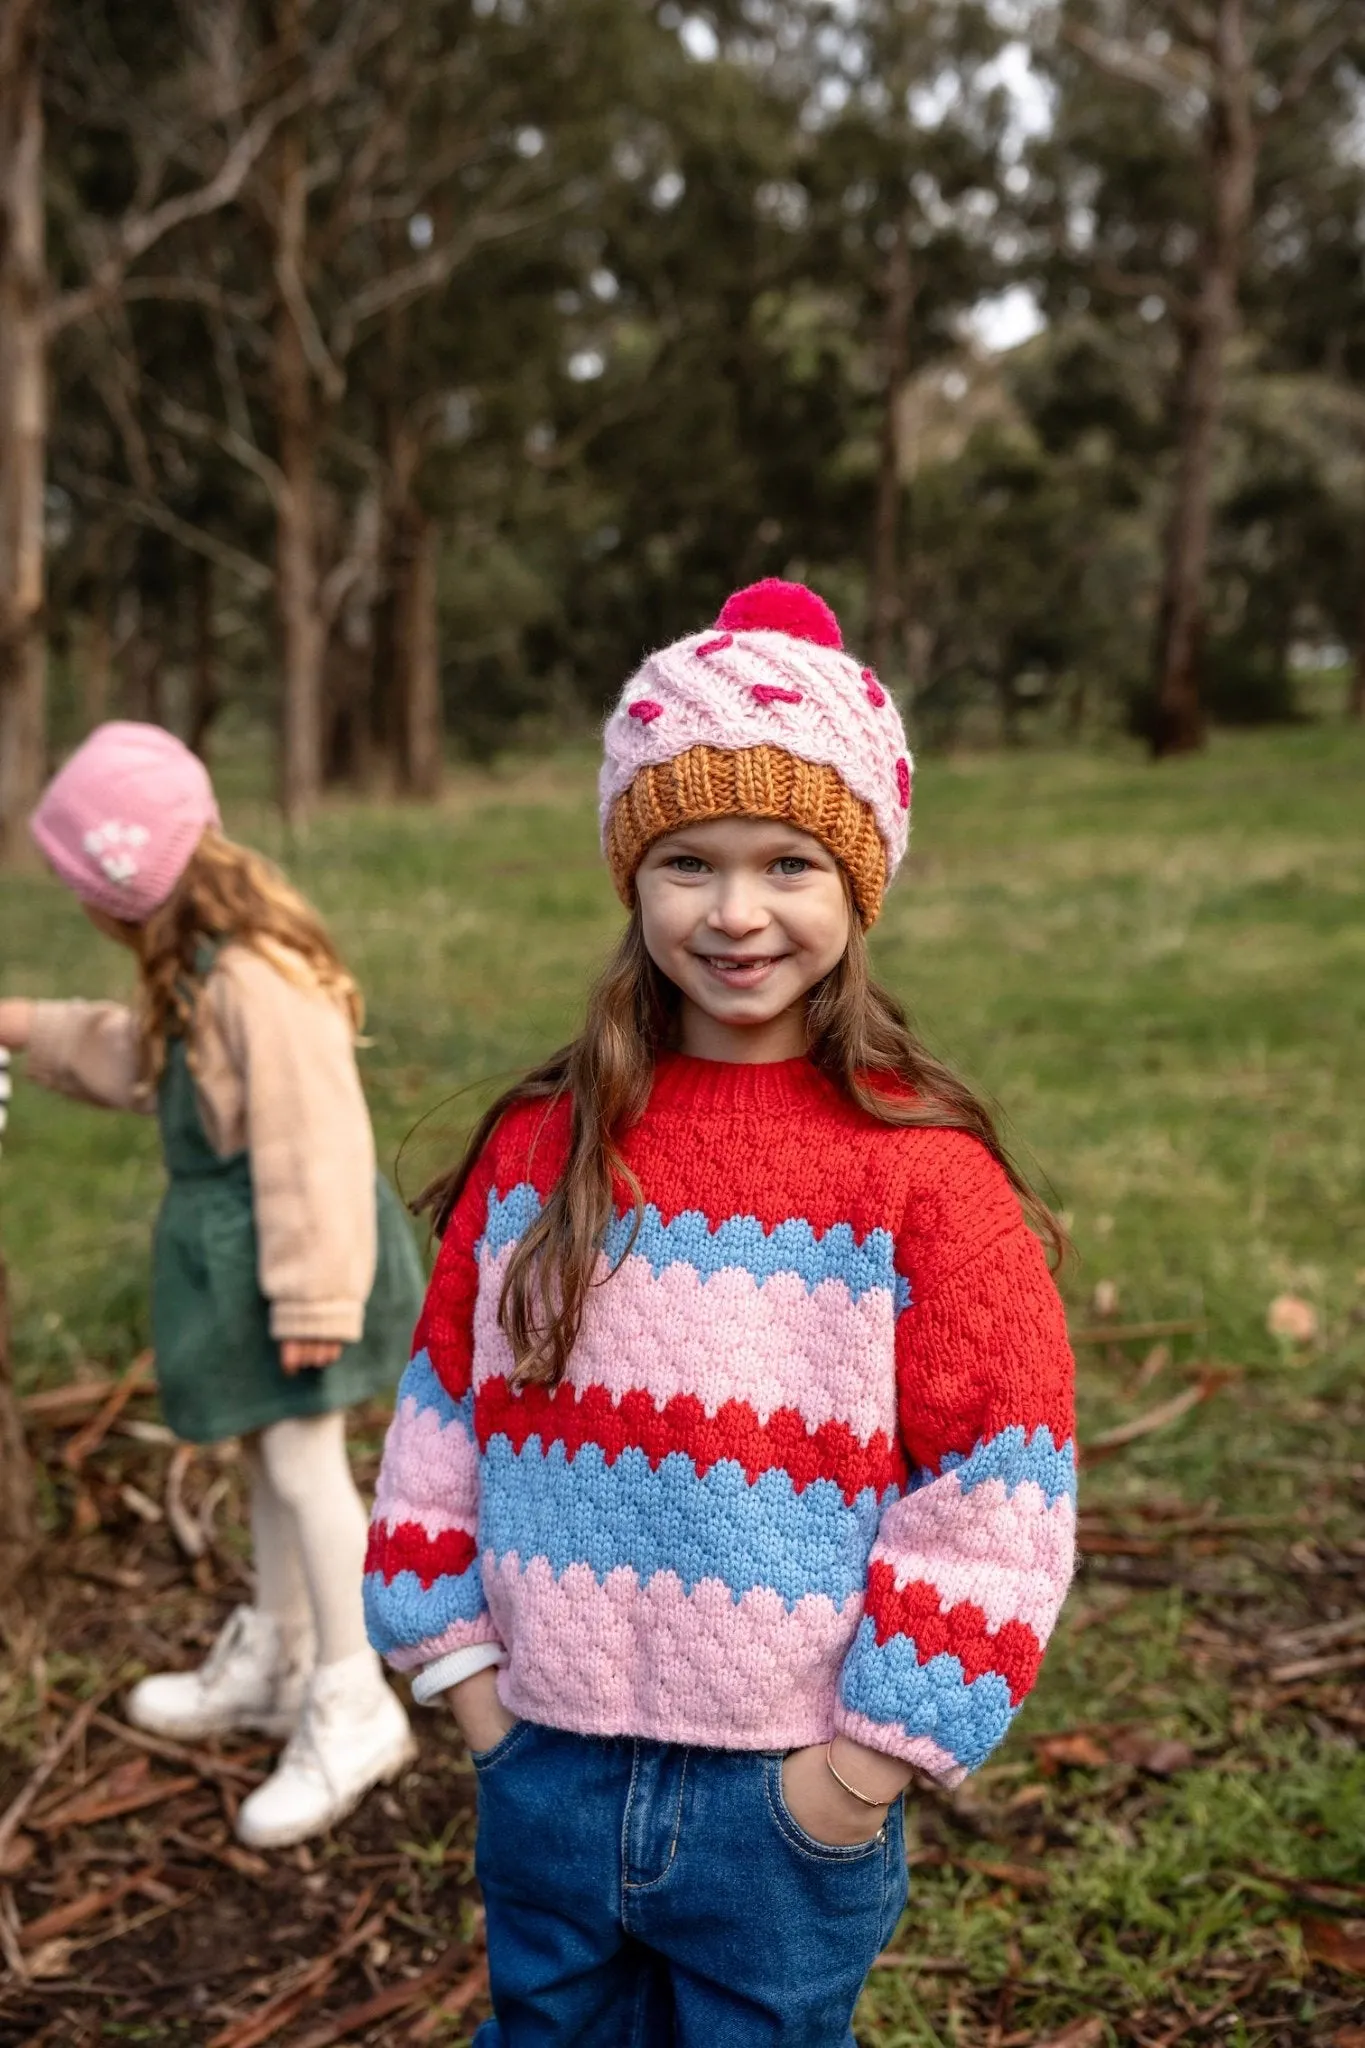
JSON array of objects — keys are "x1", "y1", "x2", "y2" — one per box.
[{"x1": 363, "y1": 1053, "x2": 1077, "y2": 1784}]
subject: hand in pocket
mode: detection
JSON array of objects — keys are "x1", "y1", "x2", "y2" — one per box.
[{"x1": 781, "y1": 1745, "x2": 888, "y2": 1847}]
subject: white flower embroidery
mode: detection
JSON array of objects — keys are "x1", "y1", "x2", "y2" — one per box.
[{"x1": 82, "y1": 819, "x2": 150, "y2": 885}]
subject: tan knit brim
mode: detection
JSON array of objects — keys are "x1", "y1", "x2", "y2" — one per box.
[{"x1": 604, "y1": 744, "x2": 887, "y2": 926}]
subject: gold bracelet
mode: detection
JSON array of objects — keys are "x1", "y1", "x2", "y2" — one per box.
[{"x1": 825, "y1": 1739, "x2": 889, "y2": 1808}]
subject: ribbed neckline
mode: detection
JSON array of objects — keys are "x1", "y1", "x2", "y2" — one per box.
[{"x1": 648, "y1": 1049, "x2": 841, "y2": 1118}]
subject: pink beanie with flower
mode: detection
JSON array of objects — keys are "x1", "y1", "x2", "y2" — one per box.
[
  {"x1": 30, "y1": 722, "x2": 221, "y2": 924},
  {"x1": 599, "y1": 579, "x2": 912, "y2": 925}
]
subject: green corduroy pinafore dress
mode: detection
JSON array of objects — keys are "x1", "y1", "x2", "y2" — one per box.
[{"x1": 149, "y1": 951, "x2": 425, "y2": 1444}]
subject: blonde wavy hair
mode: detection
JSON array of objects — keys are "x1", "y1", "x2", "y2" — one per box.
[{"x1": 109, "y1": 826, "x2": 363, "y2": 1086}]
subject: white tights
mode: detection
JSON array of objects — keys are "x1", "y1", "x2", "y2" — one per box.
[{"x1": 242, "y1": 1413, "x2": 372, "y2": 1669}]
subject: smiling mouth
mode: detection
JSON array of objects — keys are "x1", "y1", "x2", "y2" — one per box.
[{"x1": 693, "y1": 953, "x2": 789, "y2": 986}]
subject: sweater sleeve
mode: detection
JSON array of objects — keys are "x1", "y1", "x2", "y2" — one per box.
[
  {"x1": 835, "y1": 1148, "x2": 1077, "y2": 1786},
  {"x1": 363, "y1": 1145, "x2": 504, "y2": 1686},
  {"x1": 210, "y1": 949, "x2": 377, "y2": 1344},
  {"x1": 25, "y1": 1001, "x2": 152, "y2": 1114}
]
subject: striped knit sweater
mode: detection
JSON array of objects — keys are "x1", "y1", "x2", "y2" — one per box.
[{"x1": 363, "y1": 1053, "x2": 1077, "y2": 1785}]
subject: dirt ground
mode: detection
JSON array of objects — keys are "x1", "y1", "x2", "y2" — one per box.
[{"x1": 1, "y1": 1379, "x2": 1363, "y2": 2048}]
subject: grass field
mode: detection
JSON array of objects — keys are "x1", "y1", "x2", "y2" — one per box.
[{"x1": 2, "y1": 722, "x2": 1364, "y2": 2044}]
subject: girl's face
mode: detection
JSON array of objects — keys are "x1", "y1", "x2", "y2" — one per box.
[{"x1": 635, "y1": 817, "x2": 851, "y2": 1063}]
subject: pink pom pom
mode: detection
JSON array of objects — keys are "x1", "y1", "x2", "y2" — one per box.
[{"x1": 715, "y1": 579, "x2": 843, "y2": 650}]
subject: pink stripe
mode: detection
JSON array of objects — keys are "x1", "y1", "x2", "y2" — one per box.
[
  {"x1": 834, "y1": 1707, "x2": 967, "y2": 1788},
  {"x1": 869, "y1": 1476, "x2": 1075, "y2": 1637},
  {"x1": 474, "y1": 1244, "x2": 898, "y2": 1443},
  {"x1": 484, "y1": 1552, "x2": 863, "y2": 1750},
  {"x1": 385, "y1": 1617, "x2": 502, "y2": 1674},
  {"x1": 373, "y1": 1401, "x2": 479, "y2": 1528},
  {"x1": 370, "y1": 1493, "x2": 474, "y2": 1543}
]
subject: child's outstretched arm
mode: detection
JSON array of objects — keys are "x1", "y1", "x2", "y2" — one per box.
[
  {"x1": 836, "y1": 1137, "x2": 1077, "y2": 1787},
  {"x1": 7, "y1": 998, "x2": 152, "y2": 1112},
  {"x1": 363, "y1": 1146, "x2": 505, "y2": 1701}
]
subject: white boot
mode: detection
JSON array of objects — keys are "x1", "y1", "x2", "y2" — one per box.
[
  {"x1": 126, "y1": 1606, "x2": 313, "y2": 1742},
  {"x1": 234, "y1": 1648, "x2": 417, "y2": 1849}
]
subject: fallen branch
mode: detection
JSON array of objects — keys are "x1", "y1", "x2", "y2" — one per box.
[
  {"x1": 407, "y1": 1957, "x2": 491, "y2": 2040},
  {"x1": 0, "y1": 1693, "x2": 106, "y2": 1863},
  {"x1": 1269, "y1": 1646, "x2": 1365, "y2": 1686},
  {"x1": 206, "y1": 1888, "x2": 384, "y2": 2048},
  {"x1": 289, "y1": 1943, "x2": 469, "y2": 2048},
  {"x1": 1070, "y1": 1317, "x2": 1207, "y2": 1346},
  {"x1": 35, "y1": 1767, "x2": 200, "y2": 1833},
  {"x1": 21, "y1": 1378, "x2": 123, "y2": 1422},
  {"x1": 1082, "y1": 1370, "x2": 1236, "y2": 1460},
  {"x1": 18, "y1": 1871, "x2": 152, "y2": 1949},
  {"x1": 84, "y1": 1708, "x2": 266, "y2": 1789},
  {"x1": 165, "y1": 1444, "x2": 204, "y2": 1558},
  {"x1": 63, "y1": 1353, "x2": 154, "y2": 1471}
]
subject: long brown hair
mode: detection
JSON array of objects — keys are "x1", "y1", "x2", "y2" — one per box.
[
  {"x1": 421, "y1": 900, "x2": 1066, "y2": 1390},
  {"x1": 120, "y1": 826, "x2": 362, "y2": 1086}
]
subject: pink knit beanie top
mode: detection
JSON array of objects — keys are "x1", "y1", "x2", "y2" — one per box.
[
  {"x1": 599, "y1": 579, "x2": 912, "y2": 925},
  {"x1": 30, "y1": 722, "x2": 221, "y2": 924}
]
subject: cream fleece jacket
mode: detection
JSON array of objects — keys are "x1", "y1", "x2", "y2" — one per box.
[{"x1": 26, "y1": 944, "x2": 378, "y2": 1343}]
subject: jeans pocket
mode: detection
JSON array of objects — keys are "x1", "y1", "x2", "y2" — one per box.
[
  {"x1": 763, "y1": 1753, "x2": 888, "y2": 1865},
  {"x1": 471, "y1": 1720, "x2": 533, "y2": 1773}
]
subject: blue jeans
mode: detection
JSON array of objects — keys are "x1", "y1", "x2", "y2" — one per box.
[{"x1": 470, "y1": 1724, "x2": 909, "y2": 2047}]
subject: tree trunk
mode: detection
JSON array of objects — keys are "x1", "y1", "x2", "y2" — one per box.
[
  {"x1": 272, "y1": 0, "x2": 324, "y2": 826},
  {"x1": 84, "y1": 586, "x2": 111, "y2": 732},
  {"x1": 394, "y1": 507, "x2": 442, "y2": 798},
  {"x1": 869, "y1": 214, "x2": 913, "y2": 681},
  {"x1": 0, "y1": 0, "x2": 48, "y2": 863},
  {"x1": 188, "y1": 552, "x2": 220, "y2": 758},
  {"x1": 0, "y1": 1248, "x2": 37, "y2": 1588},
  {"x1": 1351, "y1": 531, "x2": 1365, "y2": 721},
  {"x1": 1150, "y1": 0, "x2": 1255, "y2": 758}
]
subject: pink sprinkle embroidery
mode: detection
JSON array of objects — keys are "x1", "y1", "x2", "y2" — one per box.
[
  {"x1": 629, "y1": 699, "x2": 664, "y2": 724},
  {"x1": 861, "y1": 667, "x2": 887, "y2": 708},
  {"x1": 751, "y1": 684, "x2": 803, "y2": 708},
  {"x1": 695, "y1": 632, "x2": 734, "y2": 658},
  {"x1": 896, "y1": 757, "x2": 911, "y2": 809}
]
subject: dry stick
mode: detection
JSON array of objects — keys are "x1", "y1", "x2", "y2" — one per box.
[
  {"x1": 164, "y1": 1443, "x2": 205, "y2": 1558},
  {"x1": 34, "y1": 1771, "x2": 200, "y2": 1833},
  {"x1": 83, "y1": 1708, "x2": 265, "y2": 1788},
  {"x1": 0, "y1": 1694, "x2": 106, "y2": 1864},
  {"x1": 1269, "y1": 1645, "x2": 1365, "y2": 1685},
  {"x1": 407, "y1": 1957, "x2": 491, "y2": 2041},
  {"x1": 1082, "y1": 1369, "x2": 1236, "y2": 1457},
  {"x1": 289, "y1": 1944, "x2": 468, "y2": 2048},
  {"x1": 20, "y1": 1379, "x2": 122, "y2": 1422},
  {"x1": 205, "y1": 1887, "x2": 383, "y2": 2048},
  {"x1": 18, "y1": 1872, "x2": 153, "y2": 1950},
  {"x1": 62, "y1": 1351, "x2": 154, "y2": 1472},
  {"x1": 1070, "y1": 1317, "x2": 1207, "y2": 1345}
]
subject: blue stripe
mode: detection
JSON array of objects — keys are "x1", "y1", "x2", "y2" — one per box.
[
  {"x1": 397, "y1": 1348, "x2": 474, "y2": 1436},
  {"x1": 934, "y1": 1425, "x2": 1076, "y2": 1507},
  {"x1": 839, "y1": 1618, "x2": 1015, "y2": 1771},
  {"x1": 480, "y1": 1182, "x2": 911, "y2": 1311},
  {"x1": 477, "y1": 1437, "x2": 888, "y2": 1607},
  {"x1": 363, "y1": 1564, "x2": 487, "y2": 1657}
]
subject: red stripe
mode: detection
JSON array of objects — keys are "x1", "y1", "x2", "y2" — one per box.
[
  {"x1": 865, "y1": 1562, "x2": 1042, "y2": 1705},
  {"x1": 365, "y1": 1521, "x2": 477, "y2": 1589},
  {"x1": 474, "y1": 1377, "x2": 905, "y2": 1505}
]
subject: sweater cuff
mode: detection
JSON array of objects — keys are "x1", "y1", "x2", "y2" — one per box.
[
  {"x1": 411, "y1": 1643, "x2": 507, "y2": 1705},
  {"x1": 269, "y1": 1296, "x2": 366, "y2": 1343}
]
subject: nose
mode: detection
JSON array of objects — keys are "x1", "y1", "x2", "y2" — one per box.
[{"x1": 706, "y1": 875, "x2": 768, "y2": 939}]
